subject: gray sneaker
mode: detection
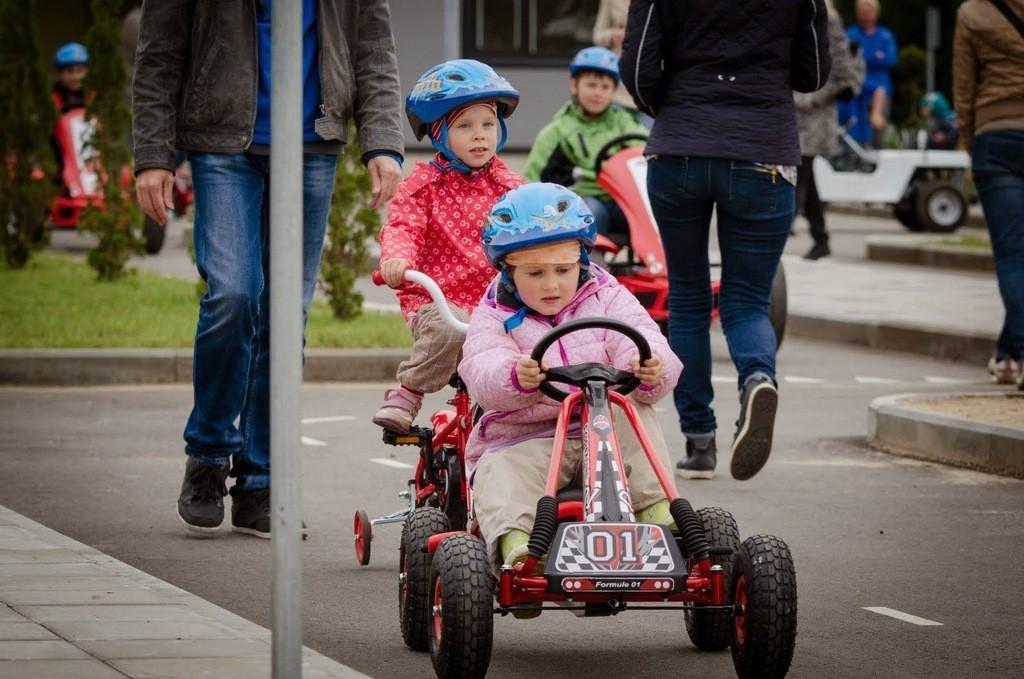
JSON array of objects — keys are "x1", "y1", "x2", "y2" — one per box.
[
  {"x1": 676, "y1": 434, "x2": 717, "y2": 480},
  {"x1": 731, "y1": 374, "x2": 778, "y2": 481}
]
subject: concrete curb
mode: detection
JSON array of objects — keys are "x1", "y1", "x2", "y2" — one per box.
[
  {"x1": 868, "y1": 392, "x2": 1024, "y2": 478},
  {"x1": 786, "y1": 314, "x2": 996, "y2": 365},
  {"x1": 0, "y1": 348, "x2": 407, "y2": 386},
  {"x1": 865, "y1": 234, "x2": 994, "y2": 272}
]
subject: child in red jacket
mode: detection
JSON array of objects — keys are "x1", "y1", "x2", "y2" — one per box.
[{"x1": 374, "y1": 60, "x2": 525, "y2": 433}]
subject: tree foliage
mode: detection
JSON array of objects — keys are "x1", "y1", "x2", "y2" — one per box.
[
  {"x1": 79, "y1": 0, "x2": 141, "y2": 280},
  {"x1": 320, "y1": 122, "x2": 381, "y2": 319},
  {"x1": 0, "y1": 0, "x2": 57, "y2": 268}
]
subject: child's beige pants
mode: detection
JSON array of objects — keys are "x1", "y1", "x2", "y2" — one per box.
[
  {"x1": 472, "y1": 400, "x2": 673, "y2": 566},
  {"x1": 396, "y1": 302, "x2": 470, "y2": 393}
]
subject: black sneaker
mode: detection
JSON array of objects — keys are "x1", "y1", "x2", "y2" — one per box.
[
  {"x1": 803, "y1": 242, "x2": 831, "y2": 260},
  {"x1": 731, "y1": 374, "x2": 779, "y2": 481},
  {"x1": 177, "y1": 457, "x2": 229, "y2": 534},
  {"x1": 231, "y1": 489, "x2": 309, "y2": 539},
  {"x1": 676, "y1": 436, "x2": 717, "y2": 480}
]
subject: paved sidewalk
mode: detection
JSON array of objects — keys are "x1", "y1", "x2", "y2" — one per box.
[{"x1": 0, "y1": 505, "x2": 367, "y2": 678}]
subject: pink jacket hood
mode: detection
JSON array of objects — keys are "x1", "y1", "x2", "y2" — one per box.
[{"x1": 458, "y1": 266, "x2": 682, "y2": 474}]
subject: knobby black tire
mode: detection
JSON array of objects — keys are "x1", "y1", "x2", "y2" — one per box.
[
  {"x1": 731, "y1": 534, "x2": 798, "y2": 679},
  {"x1": 429, "y1": 535, "x2": 494, "y2": 679},
  {"x1": 685, "y1": 507, "x2": 740, "y2": 651},
  {"x1": 400, "y1": 507, "x2": 450, "y2": 651}
]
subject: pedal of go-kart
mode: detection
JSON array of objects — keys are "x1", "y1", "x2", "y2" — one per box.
[{"x1": 382, "y1": 425, "x2": 433, "y2": 447}]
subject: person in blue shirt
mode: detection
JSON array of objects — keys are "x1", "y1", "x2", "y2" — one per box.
[{"x1": 846, "y1": 0, "x2": 898, "y2": 148}]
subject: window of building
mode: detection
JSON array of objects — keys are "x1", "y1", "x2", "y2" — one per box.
[{"x1": 462, "y1": 0, "x2": 600, "y2": 66}]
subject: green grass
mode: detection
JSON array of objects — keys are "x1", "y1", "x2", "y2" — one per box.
[
  {"x1": 0, "y1": 252, "x2": 411, "y2": 349},
  {"x1": 932, "y1": 234, "x2": 992, "y2": 251}
]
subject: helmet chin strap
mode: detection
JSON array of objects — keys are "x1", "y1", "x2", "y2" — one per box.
[{"x1": 430, "y1": 116, "x2": 509, "y2": 174}]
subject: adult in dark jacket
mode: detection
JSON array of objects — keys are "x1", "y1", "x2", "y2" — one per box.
[
  {"x1": 133, "y1": 0, "x2": 405, "y2": 538},
  {"x1": 621, "y1": 0, "x2": 830, "y2": 481}
]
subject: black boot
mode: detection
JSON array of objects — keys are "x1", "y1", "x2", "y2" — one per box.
[
  {"x1": 731, "y1": 373, "x2": 779, "y2": 481},
  {"x1": 676, "y1": 434, "x2": 717, "y2": 480},
  {"x1": 231, "y1": 489, "x2": 309, "y2": 539},
  {"x1": 177, "y1": 457, "x2": 229, "y2": 534},
  {"x1": 803, "y1": 241, "x2": 831, "y2": 260}
]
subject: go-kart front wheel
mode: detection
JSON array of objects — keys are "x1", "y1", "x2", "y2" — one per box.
[
  {"x1": 429, "y1": 534, "x2": 494, "y2": 679},
  {"x1": 400, "y1": 507, "x2": 450, "y2": 651},
  {"x1": 685, "y1": 507, "x2": 740, "y2": 651},
  {"x1": 730, "y1": 535, "x2": 797, "y2": 679}
]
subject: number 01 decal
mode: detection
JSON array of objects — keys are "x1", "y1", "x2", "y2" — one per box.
[{"x1": 585, "y1": 530, "x2": 637, "y2": 562}]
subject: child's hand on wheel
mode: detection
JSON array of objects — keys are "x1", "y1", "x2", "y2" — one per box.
[
  {"x1": 380, "y1": 258, "x2": 409, "y2": 288},
  {"x1": 630, "y1": 354, "x2": 663, "y2": 386},
  {"x1": 515, "y1": 356, "x2": 548, "y2": 391}
]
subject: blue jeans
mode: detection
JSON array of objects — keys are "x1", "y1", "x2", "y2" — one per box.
[
  {"x1": 184, "y1": 152, "x2": 338, "y2": 493},
  {"x1": 973, "y1": 130, "x2": 1024, "y2": 362},
  {"x1": 647, "y1": 156, "x2": 794, "y2": 435}
]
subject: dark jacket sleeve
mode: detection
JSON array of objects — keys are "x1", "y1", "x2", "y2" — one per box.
[
  {"x1": 791, "y1": 0, "x2": 832, "y2": 93},
  {"x1": 132, "y1": 0, "x2": 195, "y2": 174},
  {"x1": 620, "y1": 0, "x2": 664, "y2": 117},
  {"x1": 351, "y1": 0, "x2": 405, "y2": 158}
]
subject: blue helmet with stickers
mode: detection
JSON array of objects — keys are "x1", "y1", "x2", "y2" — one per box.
[
  {"x1": 406, "y1": 59, "x2": 519, "y2": 166},
  {"x1": 569, "y1": 46, "x2": 619, "y2": 83},
  {"x1": 482, "y1": 183, "x2": 597, "y2": 268},
  {"x1": 54, "y1": 42, "x2": 89, "y2": 68}
]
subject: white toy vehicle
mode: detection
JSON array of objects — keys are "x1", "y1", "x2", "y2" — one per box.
[{"x1": 813, "y1": 133, "x2": 971, "y2": 232}]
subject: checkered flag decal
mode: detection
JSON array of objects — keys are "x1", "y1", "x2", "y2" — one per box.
[{"x1": 554, "y1": 524, "x2": 676, "y2": 573}]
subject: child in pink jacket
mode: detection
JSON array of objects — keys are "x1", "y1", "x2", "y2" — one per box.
[
  {"x1": 458, "y1": 183, "x2": 683, "y2": 576},
  {"x1": 374, "y1": 60, "x2": 525, "y2": 434}
]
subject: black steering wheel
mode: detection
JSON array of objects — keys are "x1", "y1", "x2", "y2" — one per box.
[
  {"x1": 529, "y1": 318, "x2": 652, "y2": 402},
  {"x1": 593, "y1": 132, "x2": 649, "y2": 177}
]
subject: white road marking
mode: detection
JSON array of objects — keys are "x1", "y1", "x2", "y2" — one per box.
[
  {"x1": 301, "y1": 436, "x2": 327, "y2": 447},
  {"x1": 370, "y1": 457, "x2": 414, "y2": 469},
  {"x1": 711, "y1": 375, "x2": 736, "y2": 384},
  {"x1": 301, "y1": 415, "x2": 356, "y2": 425},
  {"x1": 783, "y1": 376, "x2": 825, "y2": 384},
  {"x1": 863, "y1": 607, "x2": 943, "y2": 626},
  {"x1": 924, "y1": 376, "x2": 978, "y2": 384},
  {"x1": 855, "y1": 376, "x2": 901, "y2": 384}
]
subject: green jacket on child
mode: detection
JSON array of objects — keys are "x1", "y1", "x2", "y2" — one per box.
[{"x1": 523, "y1": 101, "x2": 647, "y2": 199}]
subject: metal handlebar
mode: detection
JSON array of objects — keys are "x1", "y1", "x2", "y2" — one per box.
[{"x1": 372, "y1": 269, "x2": 470, "y2": 334}]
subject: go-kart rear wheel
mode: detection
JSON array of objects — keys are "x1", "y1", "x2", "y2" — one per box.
[
  {"x1": 142, "y1": 214, "x2": 166, "y2": 254},
  {"x1": 730, "y1": 535, "x2": 797, "y2": 679},
  {"x1": 429, "y1": 535, "x2": 494, "y2": 679},
  {"x1": 353, "y1": 510, "x2": 372, "y2": 566},
  {"x1": 400, "y1": 507, "x2": 450, "y2": 651},
  {"x1": 913, "y1": 179, "x2": 966, "y2": 233},
  {"x1": 685, "y1": 507, "x2": 740, "y2": 651}
]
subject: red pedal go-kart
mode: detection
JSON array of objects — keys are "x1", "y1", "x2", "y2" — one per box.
[
  {"x1": 44, "y1": 105, "x2": 192, "y2": 255},
  {"x1": 352, "y1": 269, "x2": 475, "y2": 569},
  {"x1": 403, "y1": 317, "x2": 797, "y2": 679},
  {"x1": 592, "y1": 133, "x2": 788, "y2": 347}
]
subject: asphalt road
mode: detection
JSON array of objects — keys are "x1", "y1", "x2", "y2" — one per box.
[{"x1": 1, "y1": 334, "x2": 1021, "y2": 679}]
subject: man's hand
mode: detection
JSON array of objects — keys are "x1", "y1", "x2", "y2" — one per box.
[
  {"x1": 380, "y1": 258, "x2": 410, "y2": 288},
  {"x1": 515, "y1": 356, "x2": 548, "y2": 391},
  {"x1": 367, "y1": 155, "x2": 402, "y2": 208},
  {"x1": 630, "y1": 354, "x2": 663, "y2": 386},
  {"x1": 136, "y1": 168, "x2": 175, "y2": 225}
]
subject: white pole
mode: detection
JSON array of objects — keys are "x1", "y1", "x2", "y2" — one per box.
[
  {"x1": 270, "y1": 0, "x2": 304, "y2": 676},
  {"x1": 443, "y1": 0, "x2": 460, "y2": 61}
]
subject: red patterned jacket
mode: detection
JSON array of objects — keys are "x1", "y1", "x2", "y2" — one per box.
[{"x1": 379, "y1": 154, "x2": 524, "y2": 323}]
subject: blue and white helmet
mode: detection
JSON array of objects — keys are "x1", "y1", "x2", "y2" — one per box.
[
  {"x1": 54, "y1": 42, "x2": 89, "y2": 68},
  {"x1": 406, "y1": 59, "x2": 519, "y2": 157},
  {"x1": 482, "y1": 183, "x2": 596, "y2": 268},
  {"x1": 569, "y1": 46, "x2": 619, "y2": 83}
]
